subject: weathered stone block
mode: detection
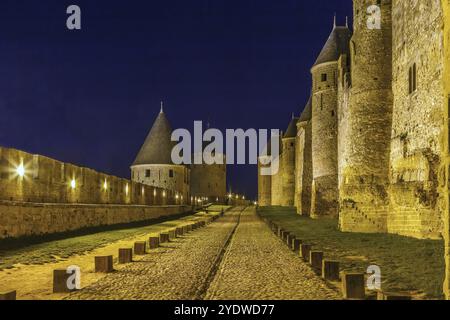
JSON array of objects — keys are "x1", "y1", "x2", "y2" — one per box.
[
  {"x1": 95, "y1": 256, "x2": 114, "y2": 273},
  {"x1": 53, "y1": 269, "x2": 79, "y2": 293},
  {"x1": 149, "y1": 237, "x2": 160, "y2": 249},
  {"x1": 341, "y1": 272, "x2": 365, "y2": 299},
  {"x1": 160, "y1": 233, "x2": 170, "y2": 243},
  {"x1": 118, "y1": 248, "x2": 133, "y2": 264},
  {"x1": 0, "y1": 290, "x2": 16, "y2": 300},
  {"x1": 169, "y1": 229, "x2": 176, "y2": 239},
  {"x1": 182, "y1": 226, "x2": 189, "y2": 234},
  {"x1": 292, "y1": 239, "x2": 302, "y2": 252},
  {"x1": 310, "y1": 251, "x2": 323, "y2": 270},
  {"x1": 322, "y1": 260, "x2": 340, "y2": 281},
  {"x1": 134, "y1": 241, "x2": 147, "y2": 255},
  {"x1": 300, "y1": 244, "x2": 312, "y2": 261},
  {"x1": 377, "y1": 291, "x2": 412, "y2": 300}
]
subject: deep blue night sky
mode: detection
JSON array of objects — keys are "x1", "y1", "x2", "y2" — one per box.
[{"x1": 0, "y1": 0, "x2": 351, "y2": 200}]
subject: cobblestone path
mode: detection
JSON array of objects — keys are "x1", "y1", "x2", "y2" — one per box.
[
  {"x1": 205, "y1": 207, "x2": 340, "y2": 300},
  {"x1": 67, "y1": 207, "x2": 339, "y2": 300}
]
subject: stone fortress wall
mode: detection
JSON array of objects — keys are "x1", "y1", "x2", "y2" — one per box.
[
  {"x1": 258, "y1": 0, "x2": 450, "y2": 241},
  {"x1": 0, "y1": 146, "x2": 190, "y2": 239}
]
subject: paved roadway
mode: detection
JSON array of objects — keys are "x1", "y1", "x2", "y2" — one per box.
[{"x1": 67, "y1": 207, "x2": 339, "y2": 300}]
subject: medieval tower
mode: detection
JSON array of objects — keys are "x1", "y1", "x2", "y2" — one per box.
[
  {"x1": 258, "y1": 141, "x2": 272, "y2": 206},
  {"x1": 131, "y1": 104, "x2": 190, "y2": 205},
  {"x1": 295, "y1": 97, "x2": 313, "y2": 215},
  {"x1": 270, "y1": 133, "x2": 283, "y2": 206},
  {"x1": 190, "y1": 147, "x2": 227, "y2": 204},
  {"x1": 338, "y1": 0, "x2": 393, "y2": 233},
  {"x1": 281, "y1": 117, "x2": 298, "y2": 206},
  {"x1": 310, "y1": 21, "x2": 351, "y2": 218}
]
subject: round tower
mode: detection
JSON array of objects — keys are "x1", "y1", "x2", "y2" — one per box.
[
  {"x1": 270, "y1": 133, "x2": 283, "y2": 206},
  {"x1": 190, "y1": 149, "x2": 226, "y2": 204},
  {"x1": 258, "y1": 140, "x2": 272, "y2": 206},
  {"x1": 130, "y1": 104, "x2": 190, "y2": 205},
  {"x1": 281, "y1": 116, "x2": 298, "y2": 207},
  {"x1": 311, "y1": 21, "x2": 352, "y2": 218},
  {"x1": 339, "y1": 0, "x2": 393, "y2": 233},
  {"x1": 295, "y1": 97, "x2": 313, "y2": 215}
]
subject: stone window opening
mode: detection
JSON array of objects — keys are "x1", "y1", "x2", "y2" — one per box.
[
  {"x1": 408, "y1": 63, "x2": 417, "y2": 94},
  {"x1": 145, "y1": 169, "x2": 150, "y2": 178},
  {"x1": 169, "y1": 169, "x2": 174, "y2": 178},
  {"x1": 321, "y1": 73, "x2": 327, "y2": 82}
]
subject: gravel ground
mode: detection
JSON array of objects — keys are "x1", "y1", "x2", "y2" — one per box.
[
  {"x1": 204, "y1": 207, "x2": 340, "y2": 300},
  {"x1": 67, "y1": 208, "x2": 243, "y2": 300},
  {"x1": 67, "y1": 207, "x2": 340, "y2": 300}
]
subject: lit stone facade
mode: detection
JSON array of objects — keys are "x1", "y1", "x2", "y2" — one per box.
[
  {"x1": 257, "y1": 0, "x2": 450, "y2": 243},
  {"x1": 338, "y1": 0, "x2": 393, "y2": 233}
]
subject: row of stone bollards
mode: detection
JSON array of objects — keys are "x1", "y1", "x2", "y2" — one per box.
[
  {"x1": 0, "y1": 211, "x2": 225, "y2": 300},
  {"x1": 259, "y1": 216, "x2": 412, "y2": 301}
]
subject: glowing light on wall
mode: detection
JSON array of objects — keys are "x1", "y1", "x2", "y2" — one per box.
[
  {"x1": 176, "y1": 194, "x2": 179, "y2": 200},
  {"x1": 153, "y1": 189, "x2": 157, "y2": 197},
  {"x1": 70, "y1": 179, "x2": 76, "y2": 189},
  {"x1": 125, "y1": 184, "x2": 129, "y2": 195},
  {"x1": 142, "y1": 187, "x2": 145, "y2": 195},
  {"x1": 16, "y1": 163, "x2": 25, "y2": 178},
  {"x1": 163, "y1": 191, "x2": 166, "y2": 198},
  {"x1": 103, "y1": 179, "x2": 108, "y2": 191}
]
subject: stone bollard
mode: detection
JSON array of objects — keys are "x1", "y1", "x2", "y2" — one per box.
[
  {"x1": 176, "y1": 227, "x2": 184, "y2": 236},
  {"x1": 309, "y1": 251, "x2": 324, "y2": 270},
  {"x1": 278, "y1": 228, "x2": 284, "y2": 238},
  {"x1": 169, "y1": 229, "x2": 177, "y2": 240},
  {"x1": 134, "y1": 241, "x2": 147, "y2": 255},
  {"x1": 160, "y1": 233, "x2": 170, "y2": 243},
  {"x1": 149, "y1": 237, "x2": 160, "y2": 249},
  {"x1": 95, "y1": 256, "x2": 114, "y2": 273},
  {"x1": 287, "y1": 234, "x2": 295, "y2": 247},
  {"x1": 118, "y1": 248, "x2": 133, "y2": 264},
  {"x1": 292, "y1": 239, "x2": 302, "y2": 252},
  {"x1": 0, "y1": 291, "x2": 16, "y2": 300},
  {"x1": 300, "y1": 244, "x2": 312, "y2": 261},
  {"x1": 53, "y1": 269, "x2": 80, "y2": 293},
  {"x1": 377, "y1": 291, "x2": 412, "y2": 300},
  {"x1": 322, "y1": 260, "x2": 340, "y2": 281},
  {"x1": 341, "y1": 272, "x2": 365, "y2": 299}
]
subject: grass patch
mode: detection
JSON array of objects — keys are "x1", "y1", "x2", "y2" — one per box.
[
  {"x1": 0, "y1": 209, "x2": 223, "y2": 271},
  {"x1": 258, "y1": 206, "x2": 445, "y2": 299}
]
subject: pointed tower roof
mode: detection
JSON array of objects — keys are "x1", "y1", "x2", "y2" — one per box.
[
  {"x1": 132, "y1": 106, "x2": 174, "y2": 166},
  {"x1": 283, "y1": 116, "x2": 299, "y2": 139},
  {"x1": 299, "y1": 96, "x2": 312, "y2": 122},
  {"x1": 313, "y1": 23, "x2": 351, "y2": 68}
]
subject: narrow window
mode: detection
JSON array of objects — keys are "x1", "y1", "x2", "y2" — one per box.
[
  {"x1": 408, "y1": 67, "x2": 413, "y2": 94},
  {"x1": 321, "y1": 73, "x2": 327, "y2": 82},
  {"x1": 413, "y1": 63, "x2": 417, "y2": 92},
  {"x1": 145, "y1": 169, "x2": 150, "y2": 178},
  {"x1": 169, "y1": 169, "x2": 174, "y2": 178}
]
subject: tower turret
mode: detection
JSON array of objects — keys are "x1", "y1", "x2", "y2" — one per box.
[
  {"x1": 281, "y1": 116, "x2": 298, "y2": 206},
  {"x1": 338, "y1": 0, "x2": 393, "y2": 233},
  {"x1": 310, "y1": 21, "x2": 351, "y2": 217}
]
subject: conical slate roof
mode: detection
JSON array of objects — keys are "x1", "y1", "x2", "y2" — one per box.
[
  {"x1": 133, "y1": 109, "x2": 174, "y2": 166},
  {"x1": 283, "y1": 116, "x2": 299, "y2": 139},
  {"x1": 313, "y1": 26, "x2": 351, "y2": 67},
  {"x1": 299, "y1": 96, "x2": 312, "y2": 122}
]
